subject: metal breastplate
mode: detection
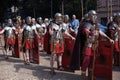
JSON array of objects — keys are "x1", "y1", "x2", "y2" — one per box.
[
  {"x1": 66, "y1": 23, "x2": 70, "y2": 33},
  {"x1": 86, "y1": 35, "x2": 95, "y2": 47},
  {"x1": 109, "y1": 22, "x2": 118, "y2": 40},
  {"x1": 51, "y1": 29, "x2": 64, "y2": 44},
  {"x1": 24, "y1": 27, "x2": 35, "y2": 39},
  {"x1": 37, "y1": 27, "x2": 44, "y2": 36},
  {"x1": 5, "y1": 29, "x2": 14, "y2": 38},
  {"x1": 114, "y1": 32, "x2": 119, "y2": 41}
]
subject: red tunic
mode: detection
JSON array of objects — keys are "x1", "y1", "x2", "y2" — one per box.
[
  {"x1": 62, "y1": 35, "x2": 75, "y2": 68},
  {"x1": 39, "y1": 37, "x2": 44, "y2": 44},
  {"x1": 14, "y1": 29, "x2": 21, "y2": 58},
  {"x1": 24, "y1": 39, "x2": 35, "y2": 49},
  {"x1": 5, "y1": 37, "x2": 15, "y2": 45},
  {"x1": 50, "y1": 42, "x2": 64, "y2": 54},
  {"x1": 114, "y1": 41, "x2": 120, "y2": 52}
]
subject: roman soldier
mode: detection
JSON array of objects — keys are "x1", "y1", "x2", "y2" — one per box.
[
  {"x1": 108, "y1": 12, "x2": 120, "y2": 66},
  {"x1": 70, "y1": 10, "x2": 114, "y2": 80},
  {"x1": 21, "y1": 16, "x2": 39, "y2": 64},
  {"x1": 36, "y1": 17, "x2": 46, "y2": 51},
  {"x1": 62, "y1": 15, "x2": 76, "y2": 69},
  {"x1": 0, "y1": 19, "x2": 16, "y2": 59},
  {"x1": 49, "y1": 13, "x2": 75, "y2": 74},
  {"x1": 64, "y1": 15, "x2": 75, "y2": 35}
]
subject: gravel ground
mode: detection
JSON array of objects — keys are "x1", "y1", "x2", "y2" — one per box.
[{"x1": 0, "y1": 48, "x2": 119, "y2": 80}]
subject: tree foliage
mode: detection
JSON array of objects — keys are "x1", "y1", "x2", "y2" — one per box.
[{"x1": 0, "y1": 0, "x2": 97, "y2": 21}]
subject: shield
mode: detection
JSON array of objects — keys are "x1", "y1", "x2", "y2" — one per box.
[
  {"x1": 62, "y1": 36, "x2": 75, "y2": 69},
  {"x1": 44, "y1": 32, "x2": 51, "y2": 54},
  {"x1": 94, "y1": 40, "x2": 112, "y2": 80},
  {"x1": 33, "y1": 36, "x2": 40, "y2": 64}
]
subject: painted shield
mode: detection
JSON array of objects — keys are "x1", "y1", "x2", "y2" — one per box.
[{"x1": 94, "y1": 40, "x2": 112, "y2": 80}]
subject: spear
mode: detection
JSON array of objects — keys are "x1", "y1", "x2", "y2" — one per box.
[
  {"x1": 81, "y1": 0, "x2": 84, "y2": 18},
  {"x1": 110, "y1": 0, "x2": 113, "y2": 21},
  {"x1": 61, "y1": 0, "x2": 64, "y2": 15}
]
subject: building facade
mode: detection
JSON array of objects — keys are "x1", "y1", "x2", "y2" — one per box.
[{"x1": 97, "y1": 0, "x2": 120, "y2": 25}]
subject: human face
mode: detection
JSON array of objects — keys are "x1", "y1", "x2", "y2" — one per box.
[
  {"x1": 31, "y1": 18, "x2": 36, "y2": 24},
  {"x1": 56, "y1": 16, "x2": 63, "y2": 24},
  {"x1": 26, "y1": 18, "x2": 32, "y2": 25},
  {"x1": 90, "y1": 14, "x2": 97, "y2": 23},
  {"x1": 72, "y1": 15, "x2": 76, "y2": 20}
]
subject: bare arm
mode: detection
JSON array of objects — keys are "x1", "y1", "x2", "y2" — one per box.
[
  {"x1": 43, "y1": 27, "x2": 47, "y2": 35},
  {"x1": 49, "y1": 27, "x2": 54, "y2": 36},
  {"x1": 0, "y1": 29, "x2": 5, "y2": 34},
  {"x1": 99, "y1": 30, "x2": 114, "y2": 43},
  {"x1": 69, "y1": 27, "x2": 75, "y2": 32},
  {"x1": 20, "y1": 28, "x2": 24, "y2": 33},
  {"x1": 64, "y1": 30, "x2": 75, "y2": 40},
  {"x1": 35, "y1": 29, "x2": 40, "y2": 38}
]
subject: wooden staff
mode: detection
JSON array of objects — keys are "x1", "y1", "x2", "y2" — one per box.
[
  {"x1": 110, "y1": 0, "x2": 113, "y2": 21},
  {"x1": 61, "y1": 0, "x2": 64, "y2": 15},
  {"x1": 81, "y1": 0, "x2": 84, "y2": 18}
]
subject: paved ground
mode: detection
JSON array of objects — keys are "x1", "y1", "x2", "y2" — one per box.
[
  {"x1": 0, "y1": 47, "x2": 120, "y2": 80},
  {"x1": 0, "y1": 51, "x2": 82, "y2": 80}
]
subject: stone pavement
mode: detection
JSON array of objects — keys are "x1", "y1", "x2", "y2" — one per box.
[{"x1": 0, "y1": 49, "x2": 120, "y2": 80}]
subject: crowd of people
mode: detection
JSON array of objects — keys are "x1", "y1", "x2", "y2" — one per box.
[{"x1": 0, "y1": 9, "x2": 120, "y2": 80}]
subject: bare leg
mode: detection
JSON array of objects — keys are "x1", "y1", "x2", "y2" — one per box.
[
  {"x1": 5, "y1": 45, "x2": 9, "y2": 59},
  {"x1": 50, "y1": 53, "x2": 56, "y2": 74},
  {"x1": 25, "y1": 49, "x2": 30, "y2": 64},
  {"x1": 30, "y1": 49, "x2": 33, "y2": 62},
  {"x1": 11, "y1": 45, "x2": 15, "y2": 57},
  {"x1": 23, "y1": 52, "x2": 26, "y2": 63},
  {"x1": 57, "y1": 53, "x2": 64, "y2": 70}
]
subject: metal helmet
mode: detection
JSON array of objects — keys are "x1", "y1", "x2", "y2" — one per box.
[
  {"x1": 26, "y1": 16, "x2": 31, "y2": 20},
  {"x1": 113, "y1": 12, "x2": 120, "y2": 24},
  {"x1": 55, "y1": 13, "x2": 62, "y2": 18},
  {"x1": 84, "y1": 13, "x2": 88, "y2": 19},
  {"x1": 7, "y1": 19, "x2": 12, "y2": 23},
  {"x1": 7, "y1": 19, "x2": 13, "y2": 27},
  {"x1": 37, "y1": 17, "x2": 43, "y2": 25},
  {"x1": 64, "y1": 15, "x2": 69, "y2": 18},
  {"x1": 64, "y1": 14, "x2": 69, "y2": 22},
  {"x1": 26, "y1": 16, "x2": 32, "y2": 24},
  {"x1": 37, "y1": 17, "x2": 42, "y2": 21},
  {"x1": 55, "y1": 13, "x2": 63, "y2": 24},
  {"x1": 88, "y1": 10, "x2": 97, "y2": 23},
  {"x1": 88, "y1": 10, "x2": 97, "y2": 15},
  {"x1": 64, "y1": 15, "x2": 69, "y2": 19}
]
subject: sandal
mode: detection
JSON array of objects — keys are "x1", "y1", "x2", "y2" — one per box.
[
  {"x1": 5, "y1": 56, "x2": 9, "y2": 59},
  {"x1": 58, "y1": 66, "x2": 64, "y2": 71}
]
